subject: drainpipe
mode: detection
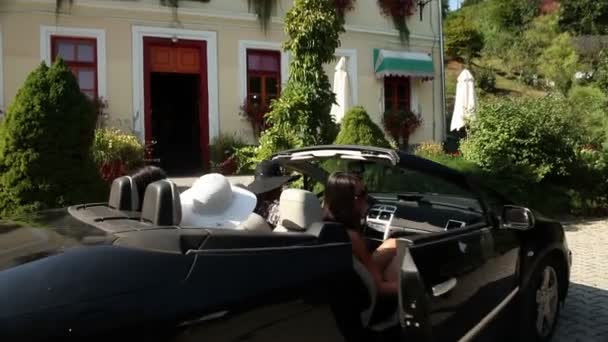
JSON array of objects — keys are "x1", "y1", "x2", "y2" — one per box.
[{"x1": 438, "y1": 0, "x2": 447, "y2": 142}]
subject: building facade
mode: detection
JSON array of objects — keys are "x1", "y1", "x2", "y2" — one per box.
[{"x1": 0, "y1": 0, "x2": 445, "y2": 171}]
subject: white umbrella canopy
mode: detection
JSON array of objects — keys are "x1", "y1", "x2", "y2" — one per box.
[
  {"x1": 450, "y1": 69, "x2": 477, "y2": 132},
  {"x1": 330, "y1": 57, "x2": 352, "y2": 124}
]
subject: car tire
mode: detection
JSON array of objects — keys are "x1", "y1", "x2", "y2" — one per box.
[{"x1": 519, "y1": 256, "x2": 563, "y2": 342}]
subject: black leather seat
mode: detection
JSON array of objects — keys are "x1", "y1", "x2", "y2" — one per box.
[
  {"x1": 141, "y1": 180, "x2": 182, "y2": 226},
  {"x1": 108, "y1": 176, "x2": 139, "y2": 212}
]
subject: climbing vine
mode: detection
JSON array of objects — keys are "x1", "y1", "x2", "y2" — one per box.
[
  {"x1": 248, "y1": 0, "x2": 277, "y2": 32},
  {"x1": 239, "y1": 0, "x2": 345, "y2": 168},
  {"x1": 377, "y1": 0, "x2": 417, "y2": 43}
]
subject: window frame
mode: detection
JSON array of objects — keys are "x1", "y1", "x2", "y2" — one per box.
[
  {"x1": 384, "y1": 76, "x2": 411, "y2": 112},
  {"x1": 246, "y1": 49, "x2": 281, "y2": 111},
  {"x1": 51, "y1": 36, "x2": 99, "y2": 99},
  {"x1": 40, "y1": 26, "x2": 106, "y2": 100}
]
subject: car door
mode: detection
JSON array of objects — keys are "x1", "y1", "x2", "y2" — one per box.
[
  {"x1": 170, "y1": 229, "x2": 353, "y2": 342},
  {"x1": 393, "y1": 173, "x2": 520, "y2": 341}
]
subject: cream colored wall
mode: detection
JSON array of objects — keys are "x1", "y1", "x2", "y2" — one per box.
[{"x1": 0, "y1": 0, "x2": 444, "y2": 144}]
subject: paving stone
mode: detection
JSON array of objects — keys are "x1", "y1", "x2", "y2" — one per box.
[{"x1": 553, "y1": 219, "x2": 608, "y2": 341}]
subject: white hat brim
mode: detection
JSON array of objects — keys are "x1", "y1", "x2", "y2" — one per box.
[{"x1": 180, "y1": 184, "x2": 257, "y2": 229}]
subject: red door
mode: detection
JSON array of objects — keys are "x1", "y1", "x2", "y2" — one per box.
[{"x1": 143, "y1": 37, "x2": 209, "y2": 172}]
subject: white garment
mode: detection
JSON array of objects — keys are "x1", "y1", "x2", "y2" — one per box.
[
  {"x1": 330, "y1": 57, "x2": 352, "y2": 124},
  {"x1": 450, "y1": 69, "x2": 476, "y2": 132}
]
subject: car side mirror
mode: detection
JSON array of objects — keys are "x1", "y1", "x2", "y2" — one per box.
[{"x1": 501, "y1": 205, "x2": 535, "y2": 230}]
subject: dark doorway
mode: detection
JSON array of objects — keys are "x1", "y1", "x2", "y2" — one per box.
[{"x1": 150, "y1": 72, "x2": 201, "y2": 175}]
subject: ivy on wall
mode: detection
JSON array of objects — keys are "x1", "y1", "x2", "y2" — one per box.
[
  {"x1": 56, "y1": 0, "x2": 424, "y2": 42},
  {"x1": 248, "y1": 0, "x2": 277, "y2": 33}
]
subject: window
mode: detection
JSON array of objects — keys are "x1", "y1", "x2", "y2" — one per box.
[
  {"x1": 246, "y1": 49, "x2": 281, "y2": 112},
  {"x1": 384, "y1": 76, "x2": 410, "y2": 111},
  {"x1": 51, "y1": 36, "x2": 98, "y2": 99}
]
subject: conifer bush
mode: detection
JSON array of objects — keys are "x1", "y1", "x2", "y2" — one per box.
[
  {"x1": 334, "y1": 106, "x2": 390, "y2": 148},
  {"x1": 0, "y1": 60, "x2": 104, "y2": 217}
]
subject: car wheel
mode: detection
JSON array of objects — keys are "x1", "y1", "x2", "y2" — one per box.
[{"x1": 520, "y1": 257, "x2": 563, "y2": 342}]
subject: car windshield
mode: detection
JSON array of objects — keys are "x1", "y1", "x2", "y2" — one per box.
[{"x1": 305, "y1": 158, "x2": 478, "y2": 200}]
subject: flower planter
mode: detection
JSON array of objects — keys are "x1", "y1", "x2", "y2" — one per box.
[
  {"x1": 100, "y1": 160, "x2": 127, "y2": 183},
  {"x1": 382, "y1": 109, "x2": 422, "y2": 148},
  {"x1": 219, "y1": 156, "x2": 238, "y2": 175}
]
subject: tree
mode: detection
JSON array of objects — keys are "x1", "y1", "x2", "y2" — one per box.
[
  {"x1": 334, "y1": 106, "x2": 390, "y2": 148},
  {"x1": 0, "y1": 60, "x2": 104, "y2": 217},
  {"x1": 538, "y1": 33, "x2": 580, "y2": 94},
  {"x1": 491, "y1": 0, "x2": 540, "y2": 32},
  {"x1": 462, "y1": 0, "x2": 485, "y2": 7},
  {"x1": 559, "y1": 0, "x2": 608, "y2": 35},
  {"x1": 504, "y1": 13, "x2": 559, "y2": 82},
  {"x1": 444, "y1": 15, "x2": 484, "y2": 64},
  {"x1": 250, "y1": 0, "x2": 344, "y2": 162},
  {"x1": 594, "y1": 49, "x2": 608, "y2": 93}
]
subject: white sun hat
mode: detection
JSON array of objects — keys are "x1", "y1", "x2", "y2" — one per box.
[{"x1": 179, "y1": 173, "x2": 257, "y2": 229}]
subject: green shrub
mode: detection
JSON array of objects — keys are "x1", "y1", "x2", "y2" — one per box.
[
  {"x1": 92, "y1": 128, "x2": 145, "y2": 180},
  {"x1": 568, "y1": 85, "x2": 608, "y2": 147},
  {"x1": 209, "y1": 133, "x2": 248, "y2": 165},
  {"x1": 594, "y1": 49, "x2": 608, "y2": 92},
  {"x1": 460, "y1": 95, "x2": 583, "y2": 182},
  {"x1": 475, "y1": 68, "x2": 497, "y2": 93},
  {"x1": 334, "y1": 106, "x2": 390, "y2": 148},
  {"x1": 0, "y1": 60, "x2": 104, "y2": 217},
  {"x1": 567, "y1": 147, "x2": 608, "y2": 215}
]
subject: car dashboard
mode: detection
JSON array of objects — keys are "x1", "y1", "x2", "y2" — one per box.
[{"x1": 364, "y1": 194, "x2": 485, "y2": 239}]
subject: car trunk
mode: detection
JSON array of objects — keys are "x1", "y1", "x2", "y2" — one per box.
[{"x1": 0, "y1": 209, "x2": 112, "y2": 272}]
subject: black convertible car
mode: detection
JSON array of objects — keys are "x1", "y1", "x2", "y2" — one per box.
[{"x1": 0, "y1": 145, "x2": 571, "y2": 342}]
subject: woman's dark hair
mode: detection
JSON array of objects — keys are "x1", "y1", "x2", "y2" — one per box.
[
  {"x1": 323, "y1": 172, "x2": 363, "y2": 231},
  {"x1": 130, "y1": 166, "x2": 168, "y2": 209}
]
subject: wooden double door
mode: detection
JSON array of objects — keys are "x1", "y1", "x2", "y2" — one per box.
[{"x1": 144, "y1": 37, "x2": 209, "y2": 175}]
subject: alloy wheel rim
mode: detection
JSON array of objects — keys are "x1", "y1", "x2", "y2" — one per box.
[{"x1": 535, "y1": 266, "x2": 559, "y2": 337}]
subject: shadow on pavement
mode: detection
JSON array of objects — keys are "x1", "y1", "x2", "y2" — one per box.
[
  {"x1": 554, "y1": 282, "x2": 608, "y2": 341},
  {"x1": 561, "y1": 218, "x2": 608, "y2": 232}
]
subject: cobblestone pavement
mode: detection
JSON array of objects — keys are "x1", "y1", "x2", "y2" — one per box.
[{"x1": 553, "y1": 219, "x2": 608, "y2": 342}]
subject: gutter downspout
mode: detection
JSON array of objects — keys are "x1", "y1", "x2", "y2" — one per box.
[{"x1": 438, "y1": 0, "x2": 447, "y2": 142}]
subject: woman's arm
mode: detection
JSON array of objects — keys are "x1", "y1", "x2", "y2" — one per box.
[{"x1": 348, "y1": 231, "x2": 398, "y2": 295}]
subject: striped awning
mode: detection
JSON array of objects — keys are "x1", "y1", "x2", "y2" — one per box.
[{"x1": 373, "y1": 49, "x2": 434, "y2": 79}]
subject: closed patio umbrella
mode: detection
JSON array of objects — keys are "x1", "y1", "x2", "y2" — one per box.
[
  {"x1": 450, "y1": 69, "x2": 476, "y2": 132},
  {"x1": 330, "y1": 56, "x2": 351, "y2": 124}
]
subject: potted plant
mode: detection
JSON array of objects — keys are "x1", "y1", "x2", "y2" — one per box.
[
  {"x1": 334, "y1": 0, "x2": 356, "y2": 17},
  {"x1": 92, "y1": 129, "x2": 145, "y2": 182},
  {"x1": 377, "y1": 0, "x2": 417, "y2": 43},
  {"x1": 382, "y1": 109, "x2": 422, "y2": 147},
  {"x1": 239, "y1": 98, "x2": 270, "y2": 139}
]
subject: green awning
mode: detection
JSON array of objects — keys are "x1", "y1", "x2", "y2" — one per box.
[{"x1": 373, "y1": 48, "x2": 435, "y2": 79}]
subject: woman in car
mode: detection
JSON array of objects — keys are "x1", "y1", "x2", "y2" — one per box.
[
  {"x1": 130, "y1": 165, "x2": 168, "y2": 211},
  {"x1": 323, "y1": 172, "x2": 399, "y2": 295}
]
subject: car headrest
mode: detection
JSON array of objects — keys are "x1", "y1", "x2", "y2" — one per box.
[
  {"x1": 108, "y1": 176, "x2": 139, "y2": 211},
  {"x1": 237, "y1": 213, "x2": 272, "y2": 233},
  {"x1": 276, "y1": 189, "x2": 322, "y2": 232},
  {"x1": 141, "y1": 180, "x2": 181, "y2": 226}
]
